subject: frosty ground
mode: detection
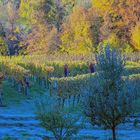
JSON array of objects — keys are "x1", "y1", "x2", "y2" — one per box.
[{"x1": 0, "y1": 81, "x2": 140, "y2": 140}]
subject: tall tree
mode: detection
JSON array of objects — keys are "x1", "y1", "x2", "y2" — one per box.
[
  {"x1": 6, "y1": 0, "x2": 18, "y2": 32},
  {"x1": 84, "y1": 45, "x2": 135, "y2": 140},
  {"x1": 41, "y1": 0, "x2": 65, "y2": 32},
  {"x1": 26, "y1": 24, "x2": 58, "y2": 54},
  {"x1": 92, "y1": 0, "x2": 114, "y2": 13},
  {"x1": 62, "y1": 0, "x2": 76, "y2": 14},
  {"x1": 18, "y1": 0, "x2": 40, "y2": 28},
  {"x1": 60, "y1": 7, "x2": 94, "y2": 54},
  {"x1": 92, "y1": 0, "x2": 140, "y2": 48}
]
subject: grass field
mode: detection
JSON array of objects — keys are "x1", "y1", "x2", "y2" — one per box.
[{"x1": 0, "y1": 56, "x2": 140, "y2": 140}]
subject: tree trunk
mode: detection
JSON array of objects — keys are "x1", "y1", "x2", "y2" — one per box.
[{"x1": 112, "y1": 126, "x2": 116, "y2": 140}]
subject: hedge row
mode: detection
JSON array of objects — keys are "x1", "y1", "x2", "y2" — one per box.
[{"x1": 50, "y1": 73, "x2": 140, "y2": 98}]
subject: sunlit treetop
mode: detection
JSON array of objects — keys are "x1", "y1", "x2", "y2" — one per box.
[
  {"x1": 131, "y1": 23, "x2": 140, "y2": 51},
  {"x1": 92, "y1": 0, "x2": 114, "y2": 13}
]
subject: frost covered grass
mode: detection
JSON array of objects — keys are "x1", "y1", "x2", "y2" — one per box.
[{"x1": 2, "y1": 80, "x2": 46, "y2": 108}]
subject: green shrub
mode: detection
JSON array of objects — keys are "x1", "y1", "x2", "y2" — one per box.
[
  {"x1": 84, "y1": 45, "x2": 136, "y2": 140},
  {"x1": 36, "y1": 95, "x2": 80, "y2": 140},
  {"x1": 50, "y1": 73, "x2": 96, "y2": 97}
]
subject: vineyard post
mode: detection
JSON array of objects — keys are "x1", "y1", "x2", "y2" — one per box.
[
  {"x1": 49, "y1": 80, "x2": 52, "y2": 96},
  {"x1": 62, "y1": 98, "x2": 65, "y2": 108},
  {"x1": 68, "y1": 95, "x2": 71, "y2": 106},
  {"x1": 24, "y1": 74, "x2": 29, "y2": 96},
  {"x1": 14, "y1": 80, "x2": 17, "y2": 88},
  {"x1": 33, "y1": 75, "x2": 37, "y2": 82},
  {"x1": 77, "y1": 94, "x2": 80, "y2": 104},
  {"x1": 46, "y1": 76, "x2": 50, "y2": 89},
  {"x1": 44, "y1": 76, "x2": 47, "y2": 88},
  {"x1": 18, "y1": 82, "x2": 21, "y2": 93},
  {"x1": 41, "y1": 78, "x2": 44, "y2": 87},
  {"x1": 57, "y1": 97, "x2": 61, "y2": 107},
  {"x1": 11, "y1": 77, "x2": 15, "y2": 87},
  {"x1": 20, "y1": 81, "x2": 24, "y2": 94},
  {"x1": 39, "y1": 77, "x2": 41, "y2": 85},
  {"x1": 72, "y1": 95, "x2": 76, "y2": 107},
  {"x1": 53, "y1": 80, "x2": 57, "y2": 95}
]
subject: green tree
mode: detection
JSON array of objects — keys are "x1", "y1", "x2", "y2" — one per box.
[
  {"x1": 84, "y1": 45, "x2": 135, "y2": 140},
  {"x1": 41, "y1": 0, "x2": 65, "y2": 32},
  {"x1": 6, "y1": 0, "x2": 18, "y2": 32},
  {"x1": 18, "y1": 0, "x2": 40, "y2": 28},
  {"x1": 62, "y1": 0, "x2": 76, "y2": 14}
]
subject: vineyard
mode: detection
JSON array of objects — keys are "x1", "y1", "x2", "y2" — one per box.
[
  {"x1": 0, "y1": 53, "x2": 140, "y2": 139},
  {"x1": 0, "y1": 54, "x2": 140, "y2": 97}
]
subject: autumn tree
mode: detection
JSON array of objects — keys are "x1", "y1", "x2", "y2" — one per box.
[
  {"x1": 92, "y1": 0, "x2": 140, "y2": 50},
  {"x1": 0, "y1": 36, "x2": 8, "y2": 55},
  {"x1": 62, "y1": 0, "x2": 76, "y2": 14},
  {"x1": 92, "y1": 0, "x2": 114, "y2": 14},
  {"x1": 0, "y1": 72, "x2": 4, "y2": 106},
  {"x1": 6, "y1": 0, "x2": 18, "y2": 32},
  {"x1": 41, "y1": 0, "x2": 91, "y2": 33},
  {"x1": 97, "y1": 34, "x2": 133, "y2": 53},
  {"x1": 40, "y1": 0, "x2": 65, "y2": 33},
  {"x1": 26, "y1": 24, "x2": 58, "y2": 54},
  {"x1": 18, "y1": 0, "x2": 41, "y2": 28},
  {"x1": 131, "y1": 23, "x2": 140, "y2": 51},
  {"x1": 60, "y1": 7, "x2": 94, "y2": 54},
  {"x1": 88, "y1": 8, "x2": 102, "y2": 47}
]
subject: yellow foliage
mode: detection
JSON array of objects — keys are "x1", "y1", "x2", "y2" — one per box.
[
  {"x1": 99, "y1": 34, "x2": 133, "y2": 53},
  {"x1": 60, "y1": 7, "x2": 94, "y2": 54},
  {"x1": 92, "y1": 0, "x2": 114, "y2": 13},
  {"x1": 131, "y1": 23, "x2": 140, "y2": 51},
  {"x1": 19, "y1": 0, "x2": 42, "y2": 25},
  {"x1": 106, "y1": 34, "x2": 120, "y2": 47},
  {"x1": 26, "y1": 24, "x2": 58, "y2": 54}
]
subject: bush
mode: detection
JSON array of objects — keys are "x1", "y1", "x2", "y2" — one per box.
[
  {"x1": 35, "y1": 95, "x2": 80, "y2": 140},
  {"x1": 50, "y1": 73, "x2": 96, "y2": 98}
]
